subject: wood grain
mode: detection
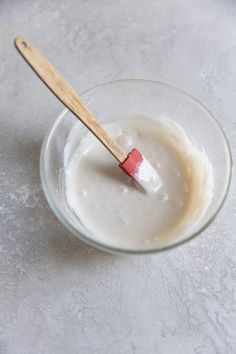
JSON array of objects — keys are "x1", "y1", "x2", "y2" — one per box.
[{"x1": 14, "y1": 37, "x2": 127, "y2": 163}]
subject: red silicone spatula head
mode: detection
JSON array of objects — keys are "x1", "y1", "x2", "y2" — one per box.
[{"x1": 119, "y1": 148, "x2": 162, "y2": 194}]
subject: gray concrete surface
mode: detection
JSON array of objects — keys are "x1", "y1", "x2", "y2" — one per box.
[{"x1": 0, "y1": 0, "x2": 236, "y2": 353}]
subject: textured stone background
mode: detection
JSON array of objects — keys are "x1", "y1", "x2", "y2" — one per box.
[{"x1": 0, "y1": 0, "x2": 236, "y2": 353}]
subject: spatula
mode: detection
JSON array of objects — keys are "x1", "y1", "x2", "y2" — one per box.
[{"x1": 15, "y1": 37, "x2": 161, "y2": 194}]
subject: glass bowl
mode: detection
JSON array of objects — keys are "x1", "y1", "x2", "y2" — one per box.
[{"x1": 40, "y1": 80, "x2": 232, "y2": 254}]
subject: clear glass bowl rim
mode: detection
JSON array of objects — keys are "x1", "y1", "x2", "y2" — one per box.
[{"x1": 40, "y1": 79, "x2": 232, "y2": 255}]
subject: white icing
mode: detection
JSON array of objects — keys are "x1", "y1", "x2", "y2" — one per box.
[
  {"x1": 134, "y1": 157, "x2": 162, "y2": 194},
  {"x1": 64, "y1": 115, "x2": 214, "y2": 250}
]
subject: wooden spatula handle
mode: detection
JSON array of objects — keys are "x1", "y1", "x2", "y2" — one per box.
[{"x1": 14, "y1": 37, "x2": 126, "y2": 163}]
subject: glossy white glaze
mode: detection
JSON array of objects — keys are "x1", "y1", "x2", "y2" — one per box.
[{"x1": 65, "y1": 115, "x2": 213, "y2": 250}]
